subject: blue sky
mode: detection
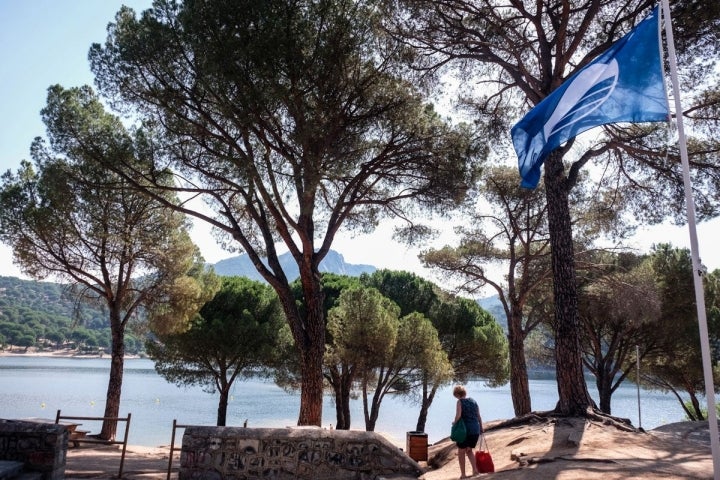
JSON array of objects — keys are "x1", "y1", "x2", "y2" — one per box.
[
  {"x1": 0, "y1": 1, "x2": 717, "y2": 284},
  {"x1": 0, "y1": 1, "x2": 153, "y2": 172}
]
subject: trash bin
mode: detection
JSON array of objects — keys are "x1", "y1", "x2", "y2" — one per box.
[{"x1": 406, "y1": 431, "x2": 428, "y2": 461}]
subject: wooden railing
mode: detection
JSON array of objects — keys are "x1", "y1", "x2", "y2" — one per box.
[{"x1": 55, "y1": 409, "x2": 131, "y2": 478}]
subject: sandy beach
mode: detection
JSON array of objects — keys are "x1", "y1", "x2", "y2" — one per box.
[{"x1": 0, "y1": 348, "x2": 141, "y2": 359}]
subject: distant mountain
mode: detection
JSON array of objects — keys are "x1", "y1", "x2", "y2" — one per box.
[
  {"x1": 214, "y1": 252, "x2": 509, "y2": 332},
  {"x1": 212, "y1": 249, "x2": 376, "y2": 281},
  {"x1": 478, "y1": 294, "x2": 508, "y2": 332}
]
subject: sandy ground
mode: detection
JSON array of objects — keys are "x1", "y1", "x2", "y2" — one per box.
[
  {"x1": 62, "y1": 417, "x2": 717, "y2": 479},
  {"x1": 421, "y1": 417, "x2": 715, "y2": 480},
  {"x1": 65, "y1": 443, "x2": 176, "y2": 479}
]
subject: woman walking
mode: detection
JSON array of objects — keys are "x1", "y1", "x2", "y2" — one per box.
[{"x1": 452, "y1": 384, "x2": 482, "y2": 478}]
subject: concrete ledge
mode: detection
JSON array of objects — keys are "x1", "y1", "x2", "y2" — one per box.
[{"x1": 180, "y1": 426, "x2": 422, "y2": 479}]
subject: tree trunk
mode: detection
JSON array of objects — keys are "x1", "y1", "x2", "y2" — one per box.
[
  {"x1": 329, "y1": 365, "x2": 353, "y2": 429},
  {"x1": 271, "y1": 253, "x2": 326, "y2": 427},
  {"x1": 100, "y1": 308, "x2": 125, "y2": 440},
  {"x1": 508, "y1": 307, "x2": 532, "y2": 415},
  {"x1": 329, "y1": 369, "x2": 347, "y2": 429},
  {"x1": 362, "y1": 377, "x2": 371, "y2": 430},
  {"x1": 295, "y1": 260, "x2": 326, "y2": 426},
  {"x1": 361, "y1": 375, "x2": 382, "y2": 432},
  {"x1": 689, "y1": 390, "x2": 704, "y2": 420},
  {"x1": 217, "y1": 387, "x2": 229, "y2": 426},
  {"x1": 339, "y1": 368, "x2": 353, "y2": 430},
  {"x1": 543, "y1": 151, "x2": 594, "y2": 415},
  {"x1": 297, "y1": 333, "x2": 325, "y2": 426},
  {"x1": 332, "y1": 388, "x2": 344, "y2": 428},
  {"x1": 335, "y1": 391, "x2": 349, "y2": 430},
  {"x1": 596, "y1": 369, "x2": 613, "y2": 414},
  {"x1": 415, "y1": 381, "x2": 438, "y2": 432},
  {"x1": 366, "y1": 387, "x2": 382, "y2": 432}
]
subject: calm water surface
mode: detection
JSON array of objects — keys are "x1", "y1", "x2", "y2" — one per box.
[{"x1": 0, "y1": 356, "x2": 687, "y2": 447}]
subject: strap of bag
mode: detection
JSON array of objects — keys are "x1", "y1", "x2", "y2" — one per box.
[{"x1": 480, "y1": 434, "x2": 491, "y2": 453}]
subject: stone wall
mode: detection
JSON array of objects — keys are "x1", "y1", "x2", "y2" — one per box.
[
  {"x1": 180, "y1": 426, "x2": 422, "y2": 480},
  {"x1": 0, "y1": 419, "x2": 68, "y2": 480}
]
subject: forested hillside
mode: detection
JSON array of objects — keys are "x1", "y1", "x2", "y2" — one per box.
[
  {"x1": 0, "y1": 276, "x2": 99, "y2": 323},
  {"x1": 0, "y1": 258, "x2": 506, "y2": 354},
  {"x1": 0, "y1": 276, "x2": 145, "y2": 353},
  {"x1": 0, "y1": 249, "x2": 373, "y2": 354}
]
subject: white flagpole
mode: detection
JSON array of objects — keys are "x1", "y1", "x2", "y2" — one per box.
[{"x1": 661, "y1": 1, "x2": 720, "y2": 477}]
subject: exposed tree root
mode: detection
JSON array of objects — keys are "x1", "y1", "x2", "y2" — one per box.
[{"x1": 484, "y1": 408, "x2": 638, "y2": 434}]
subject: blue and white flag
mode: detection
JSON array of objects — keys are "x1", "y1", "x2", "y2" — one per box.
[{"x1": 511, "y1": 6, "x2": 669, "y2": 189}]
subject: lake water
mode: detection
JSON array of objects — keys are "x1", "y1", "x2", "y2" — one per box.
[{"x1": 0, "y1": 356, "x2": 688, "y2": 448}]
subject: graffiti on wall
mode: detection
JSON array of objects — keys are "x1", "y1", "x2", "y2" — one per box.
[{"x1": 180, "y1": 427, "x2": 420, "y2": 480}]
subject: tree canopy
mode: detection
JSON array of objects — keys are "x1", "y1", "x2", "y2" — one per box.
[
  {"x1": 361, "y1": 269, "x2": 508, "y2": 430},
  {"x1": 384, "y1": 0, "x2": 720, "y2": 416},
  {"x1": 577, "y1": 252, "x2": 663, "y2": 414},
  {"x1": 421, "y1": 165, "x2": 551, "y2": 415},
  {"x1": 147, "y1": 276, "x2": 285, "y2": 426},
  {"x1": 0, "y1": 85, "x2": 217, "y2": 439},
  {"x1": 86, "y1": 0, "x2": 482, "y2": 426},
  {"x1": 640, "y1": 245, "x2": 720, "y2": 420},
  {"x1": 328, "y1": 285, "x2": 453, "y2": 431}
]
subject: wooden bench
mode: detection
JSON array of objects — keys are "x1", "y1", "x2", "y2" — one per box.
[
  {"x1": 68, "y1": 429, "x2": 90, "y2": 447},
  {"x1": 55, "y1": 410, "x2": 131, "y2": 478}
]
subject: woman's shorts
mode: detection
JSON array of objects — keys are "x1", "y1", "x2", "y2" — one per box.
[{"x1": 457, "y1": 433, "x2": 480, "y2": 449}]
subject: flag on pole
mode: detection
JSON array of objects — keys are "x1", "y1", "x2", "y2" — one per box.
[{"x1": 511, "y1": 6, "x2": 669, "y2": 189}]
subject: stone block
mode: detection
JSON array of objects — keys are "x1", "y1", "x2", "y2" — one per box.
[
  {"x1": 179, "y1": 426, "x2": 422, "y2": 480},
  {"x1": 0, "y1": 419, "x2": 68, "y2": 480}
]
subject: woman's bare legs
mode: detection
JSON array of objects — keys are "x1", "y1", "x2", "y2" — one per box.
[
  {"x1": 466, "y1": 448, "x2": 479, "y2": 475},
  {"x1": 457, "y1": 447, "x2": 467, "y2": 478},
  {"x1": 457, "y1": 447, "x2": 479, "y2": 478}
]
